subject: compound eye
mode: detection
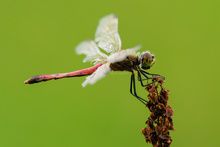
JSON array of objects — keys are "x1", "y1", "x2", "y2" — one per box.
[{"x1": 152, "y1": 56, "x2": 154, "y2": 59}]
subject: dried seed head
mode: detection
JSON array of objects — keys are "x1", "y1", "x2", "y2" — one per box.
[{"x1": 142, "y1": 78, "x2": 174, "y2": 146}]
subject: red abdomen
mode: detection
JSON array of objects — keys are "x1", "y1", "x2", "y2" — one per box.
[{"x1": 24, "y1": 63, "x2": 104, "y2": 84}]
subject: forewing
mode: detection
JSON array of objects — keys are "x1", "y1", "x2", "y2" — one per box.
[
  {"x1": 82, "y1": 63, "x2": 111, "y2": 87},
  {"x1": 75, "y1": 40, "x2": 108, "y2": 64},
  {"x1": 107, "y1": 45, "x2": 142, "y2": 63},
  {"x1": 95, "y1": 14, "x2": 121, "y2": 54}
]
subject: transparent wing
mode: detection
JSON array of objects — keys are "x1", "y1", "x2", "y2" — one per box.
[
  {"x1": 82, "y1": 63, "x2": 111, "y2": 87},
  {"x1": 75, "y1": 40, "x2": 108, "y2": 65},
  {"x1": 107, "y1": 45, "x2": 142, "y2": 63},
  {"x1": 95, "y1": 14, "x2": 121, "y2": 54}
]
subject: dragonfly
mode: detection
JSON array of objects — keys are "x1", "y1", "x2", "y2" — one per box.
[{"x1": 24, "y1": 14, "x2": 164, "y2": 104}]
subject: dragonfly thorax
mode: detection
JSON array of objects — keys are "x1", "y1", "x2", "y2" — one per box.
[
  {"x1": 140, "y1": 51, "x2": 155, "y2": 70},
  {"x1": 110, "y1": 55, "x2": 140, "y2": 72}
]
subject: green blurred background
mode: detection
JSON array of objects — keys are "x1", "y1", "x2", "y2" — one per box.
[{"x1": 0, "y1": 0, "x2": 219, "y2": 146}]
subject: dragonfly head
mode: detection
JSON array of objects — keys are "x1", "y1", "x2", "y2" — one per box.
[{"x1": 139, "y1": 51, "x2": 155, "y2": 70}]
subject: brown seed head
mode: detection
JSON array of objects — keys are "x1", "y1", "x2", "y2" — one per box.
[{"x1": 142, "y1": 78, "x2": 174, "y2": 146}]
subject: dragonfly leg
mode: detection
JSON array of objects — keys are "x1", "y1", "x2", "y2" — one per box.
[
  {"x1": 137, "y1": 69, "x2": 165, "y2": 87},
  {"x1": 130, "y1": 72, "x2": 150, "y2": 105},
  {"x1": 141, "y1": 70, "x2": 165, "y2": 80},
  {"x1": 137, "y1": 69, "x2": 156, "y2": 87},
  {"x1": 137, "y1": 70, "x2": 148, "y2": 87}
]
